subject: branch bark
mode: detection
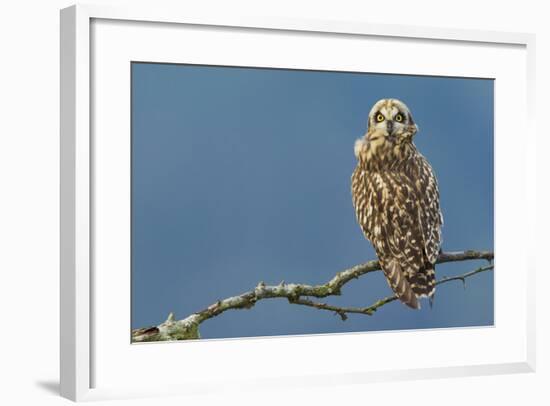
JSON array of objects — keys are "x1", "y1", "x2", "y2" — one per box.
[{"x1": 132, "y1": 250, "x2": 493, "y2": 342}]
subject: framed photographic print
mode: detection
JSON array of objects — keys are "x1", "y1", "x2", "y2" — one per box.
[{"x1": 60, "y1": 4, "x2": 536, "y2": 402}]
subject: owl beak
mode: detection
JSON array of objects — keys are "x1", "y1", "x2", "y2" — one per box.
[{"x1": 386, "y1": 120, "x2": 394, "y2": 135}]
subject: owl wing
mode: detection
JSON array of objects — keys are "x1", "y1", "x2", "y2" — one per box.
[
  {"x1": 352, "y1": 166, "x2": 426, "y2": 308},
  {"x1": 413, "y1": 154, "x2": 443, "y2": 265},
  {"x1": 352, "y1": 167, "x2": 425, "y2": 270},
  {"x1": 372, "y1": 171, "x2": 426, "y2": 275}
]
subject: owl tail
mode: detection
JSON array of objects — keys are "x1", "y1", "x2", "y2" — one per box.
[
  {"x1": 383, "y1": 260, "x2": 419, "y2": 309},
  {"x1": 409, "y1": 263, "x2": 436, "y2": 299}
]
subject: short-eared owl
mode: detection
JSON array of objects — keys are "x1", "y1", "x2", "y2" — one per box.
[{"x1": 351, "y1": 99, "x2": 443, "y2": 309}]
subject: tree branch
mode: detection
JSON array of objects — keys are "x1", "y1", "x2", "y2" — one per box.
[
  {"x1": 132, "y1": 250, "x2": 494, "y2": 342},
  {"x1": 288, "y1": 264, "x2": 494, "y2": 321}
]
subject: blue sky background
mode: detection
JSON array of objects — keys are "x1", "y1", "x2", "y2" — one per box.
[{"x1": 131, "y1": 62, "x2": 494, "y2": 339}]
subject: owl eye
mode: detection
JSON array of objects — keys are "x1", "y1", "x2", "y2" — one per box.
[
  {"x1": 395, "y1": 113, "x2": 403, "y2": 122},
  {"x1": 376, "y1": 113, "x2": 385, "y2": 122}
]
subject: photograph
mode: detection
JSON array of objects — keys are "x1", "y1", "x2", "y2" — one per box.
[
  {"x1": 130, "y1": 62, "x2": 494, "y2": 342},
  {"x1": 1, "y1": 0, "x2": 541, "y2": 403}
]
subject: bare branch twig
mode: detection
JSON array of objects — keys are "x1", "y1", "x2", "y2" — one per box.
[
  {"x1": 132, "y1": 250, "x2": 493, "y2": 342},
  {"x1": 289, "y1": 264, "x2": 494, "y2": 320}
]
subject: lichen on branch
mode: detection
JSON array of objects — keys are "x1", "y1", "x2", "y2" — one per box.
[{"x1": 131, "y1": 250, "x2": 493, "y2": 343}]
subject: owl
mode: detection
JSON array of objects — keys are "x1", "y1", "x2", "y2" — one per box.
[{"x1": 351, "y1": 99, "x2": 443, "y2": 309}]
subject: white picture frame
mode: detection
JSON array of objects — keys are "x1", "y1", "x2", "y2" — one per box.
[{"x1": 60, "y1": 3, "x2": 536, "y2": 402}]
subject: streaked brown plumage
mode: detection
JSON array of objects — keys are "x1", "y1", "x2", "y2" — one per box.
[{"x1": 351, "y1": 99, "x2": 443, "y2": 309}]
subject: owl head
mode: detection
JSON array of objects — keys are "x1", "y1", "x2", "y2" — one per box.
[{"x1": 367, "y1": 99, "x2": 418, "y2": 142}]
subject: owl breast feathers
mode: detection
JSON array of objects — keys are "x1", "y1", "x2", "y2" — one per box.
[{"x1": 351, "y1": 99, "x2": 443, "y2": 309}]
